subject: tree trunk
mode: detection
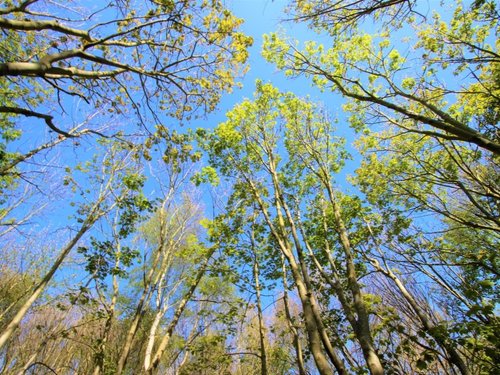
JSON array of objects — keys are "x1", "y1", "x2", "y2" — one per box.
[
  {"x1": 143, "y1": 307, "x2": 164, "y2": 372},
  {"x1": 251, "y1": 231, "x2": 268, "y2": 375},
  {"x1": 146, "y1": 249, "x2": 214, "y2": 374},
  {"x1": 281, "y1": 255, "x2": 307, "y2": 375},
  {"x1": 0, "y1": 222, "x2": 91, "y2": 350},
  {"x1": 93, "y1": 254, "x2": 120, "y2": 375},
  {"x1": 323, "y1": 180, "x2": 384, "y2": 375}
]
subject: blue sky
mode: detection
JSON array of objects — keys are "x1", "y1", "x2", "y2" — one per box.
[
  {"x1": 191, "y1": 0, "x2": 357, "y2": 192},
  {"x1": 195, "y1": 0, "x2": 346, "y2": 130}
]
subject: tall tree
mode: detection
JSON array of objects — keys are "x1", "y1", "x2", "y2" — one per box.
[
  {"x1": 0, "y1": 141, "x2": 148, "y2": 349},
  {"x1": 0, "y1": 0, "x2": 252, "y2": 131},
  {"x1": 202, "y1": 82, "x2": 389, "y2": 374},
  {"x1": 0, "y1": 0, "x2": 252, "y2": 199},
  {"x1": 263, "y1": 0, "x2": 500, "y2": 154}
]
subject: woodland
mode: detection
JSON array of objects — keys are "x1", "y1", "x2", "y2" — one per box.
[{"x1": 0, "y1": 0, "x2": 498, "y2": 374}]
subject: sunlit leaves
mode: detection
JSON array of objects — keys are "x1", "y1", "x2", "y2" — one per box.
[{"x1": 262, "y1": 1, "x2": 500, "y2": 154}]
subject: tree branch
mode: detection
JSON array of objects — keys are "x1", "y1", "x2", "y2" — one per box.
[
  {"x1": 0, "y1": 106, "x2": 74, "y2": 137},
  {"x1": 0, "y1": 16, "x2": 91, "y2": 40}
]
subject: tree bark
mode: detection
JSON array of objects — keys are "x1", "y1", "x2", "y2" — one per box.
[
  {"x1": 146, "y1": 248, "x2": 214, "y2": 374},
  {"x1": 323, "y1": 180, "x2": 384, "y2": 375},
  {"x1": 281, "y1": 255, "x2": 307, "y2": 375},
  {"x1": 251, "y1": 227, "x2": 269, "y2": 375},
  {"x1": 0, "y1": 218, "x2": 95, "y2": 349}
]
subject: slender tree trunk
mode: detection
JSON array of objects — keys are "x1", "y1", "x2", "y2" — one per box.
[
  {"x1": 281, "y1": 254, "x2": 307, "y2": 375},
  {"x1": 0, "y1": 222, "x2": 91, "y2": 350},
  {"x1": 115, "y1": 293, "x2": 149, "y2": 374},
  {"x1": 143, "y1": 264, "x2": 174, "y2": 372},
  {"x1": 323, "y1": 180, "x2": 384, "y2": 375},
  {"x1": 143, "y1": 306, "x2": 164, "y2": 372},
  {"x1": 289, "y1": 262, "x2": 336, "y2": 375},
  {"x1": 297, "y1": 237, "x2": 346, "y2": 372},
  {"x1": 93, "y1": 253, "x2": 120, "y2": 375},
  {"x1": 146, "y1": 249, "x2": 214, "y2": 374},
  {"x1": 251, "y1": 226, "x2": 268, "y2": 375}
]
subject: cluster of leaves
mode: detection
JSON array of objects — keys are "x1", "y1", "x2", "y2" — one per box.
[{"x1": 77, "y1": 239, "x2": 138, "y2": 280}]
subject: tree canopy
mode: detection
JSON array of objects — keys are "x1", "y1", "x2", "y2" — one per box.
[{"x1": 0, "y1": 1, "x2": 498, "y2": 374}]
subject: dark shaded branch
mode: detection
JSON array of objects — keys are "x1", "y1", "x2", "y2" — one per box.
[
  {"x1": 0, "y1": 106, "x2": 73, "y2": 137},
  {"x1": 0, "y1": 0, "x2": 38, "y2": 15},
  {"x1": 24, "y1": 361, "x2": 58, "y2": 374}
]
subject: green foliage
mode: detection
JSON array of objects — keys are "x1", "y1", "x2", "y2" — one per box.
[
  {"x1": 262, "y1": 1, "x2": 500, "y2": 154},
  {"x1": 179, "y1": 333, "x2": 232, "y2": 375},
  {"x1": 192, "y1": 166, "x2": 220, "y2": 186},
  {"x1": 77, "y1": 239, "x2": 139, "y2": 281},
  {"x1": 122, "y1": 173, "x2": 146, "y2": 191}
]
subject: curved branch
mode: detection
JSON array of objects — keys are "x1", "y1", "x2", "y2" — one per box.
[
  {"x1": 0, "y1": 16, "x2": 91, "y2": 40},
  {"x1": 0, "y1": 106, "x2": 73, "y2": 137},
  {"x1": 24, "y1": 361, "x2": 58, "y2": 375},
  {"x1": 0, "y1": 0, "x2": 38, "y2": 16},
  {"x1": 289, "y1": 47, "x2": 500, "y2": 154}
]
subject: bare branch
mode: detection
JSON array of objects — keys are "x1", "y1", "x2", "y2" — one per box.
[
  {"x1": 0, "y1": 16, "x2": 91, "y2": 40},
  {"x1": 0, "y1": 105, "x2": 73, "y2": 137}
]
